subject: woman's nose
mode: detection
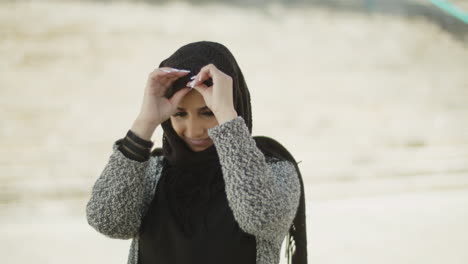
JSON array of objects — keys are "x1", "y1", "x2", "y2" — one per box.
[{"x1": 185, "y1": 118, "x2": 205, "y2": 138}]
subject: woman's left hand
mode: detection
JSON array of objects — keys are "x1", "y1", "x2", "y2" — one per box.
[{"x1": 186, "y1": 64, "x2": 238, "y2": 124}]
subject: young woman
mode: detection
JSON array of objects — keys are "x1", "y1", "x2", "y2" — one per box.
[{"x1": 86, "y1": 41, "x2": 307, "y2": 264}]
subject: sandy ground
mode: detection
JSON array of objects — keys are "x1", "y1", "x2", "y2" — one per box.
[
  {"x1": 2, "y1": 189, "x2": 468, "y2": 263},
  {"x1": 1, "y1": 0, "x2": 467, "y2": 263}
]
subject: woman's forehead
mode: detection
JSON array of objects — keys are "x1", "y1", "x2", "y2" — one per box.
[{"x1": 177, "y1": 90, "x2": 208, "y2": 110}]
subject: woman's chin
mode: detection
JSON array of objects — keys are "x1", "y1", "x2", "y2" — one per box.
[{"x1": 187, "y1": 142, "x2": 214, "y2": 152}]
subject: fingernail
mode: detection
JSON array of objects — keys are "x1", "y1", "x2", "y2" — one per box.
[
  {"x1": 189, "y1": 80, "x2": 196, "y2": 88},
  {"x1": 172, "y1": 68, "x2": 190, "y2": 72},
  {"x1": 190, "y1": 76, "x2": 196, "y2": 80},
  {"x1": 161, "y1": 69, "x2": 171, "y2": 73},
  {"x1": 198, "y1": 76, "x2": 202, "y2": 81}
]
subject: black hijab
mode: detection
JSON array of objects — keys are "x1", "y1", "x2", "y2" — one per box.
[{"x1": 150, "y1": 41, "x2": 307, "y2": 264}]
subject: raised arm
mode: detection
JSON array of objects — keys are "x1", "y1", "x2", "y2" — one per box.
[
  {"x1": 85, "y1": 134, "x2": 163, "y2": 239},
  {"x1": 207, "y1": 116, "x2": 301, "y2": 244},
  {"x1": 86, "y1": 66, "x2": 193, "y2": 239}
]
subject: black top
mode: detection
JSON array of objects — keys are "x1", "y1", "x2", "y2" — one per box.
[
  {"x1": 118, "y1": 130, "x2": 257, "y2": 264},
  {"x1": 138, "y1": 160, "x2": 256, "y2": 264}
]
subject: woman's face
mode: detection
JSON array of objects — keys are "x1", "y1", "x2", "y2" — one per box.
[{"x1": 170, "y1": 90, "x2": 218, "y2": 152}]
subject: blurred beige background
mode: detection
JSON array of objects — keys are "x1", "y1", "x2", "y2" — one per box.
[{"x1": 1, "y1": 0, "x2": 467, "y2": 263}]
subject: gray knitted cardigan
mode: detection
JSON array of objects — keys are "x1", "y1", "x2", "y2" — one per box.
[{"x1": 86, "y1": 116, "x2": 301, "y2": 264}]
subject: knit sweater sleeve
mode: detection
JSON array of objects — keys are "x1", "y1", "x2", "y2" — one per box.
[
  {"x1": 86, "y1": 139, "x2": 163, "y2": 239},
  {"x1": 207, "y1": 116, "x2": 301, "y2": 244}
]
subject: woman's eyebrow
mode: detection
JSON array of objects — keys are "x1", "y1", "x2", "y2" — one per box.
[{"x1": 176, "y1": 106, "x2": 209, "y2": 111}]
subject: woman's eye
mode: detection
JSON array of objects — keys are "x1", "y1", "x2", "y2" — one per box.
[
  {"x1": 174, "y1": 112, "x2": 187, "y2": 117},
  {"x1": 202, "y1": 111, "x2": 214, "y2": 116}
]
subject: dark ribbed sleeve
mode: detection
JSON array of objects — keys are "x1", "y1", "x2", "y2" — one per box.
[{"x1": 117, "y1": 129, "x2": 154, "y2": 162}]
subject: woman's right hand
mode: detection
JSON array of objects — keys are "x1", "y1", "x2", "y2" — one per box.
[{"x1": 136, "y1": 67, "x2": 192, "y2": 126}]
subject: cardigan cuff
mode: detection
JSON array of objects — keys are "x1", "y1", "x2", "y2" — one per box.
[{"x1": 115, "y1": 130, "x2": 154, "y2": 162}]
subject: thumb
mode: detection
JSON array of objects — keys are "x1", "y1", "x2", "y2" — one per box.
[
  {"x1": 169, "y1": 87, "x2": 191, "y2": 106},
  {"x1": 192, "y1": 84, "x2": 208, "y2": 98}
]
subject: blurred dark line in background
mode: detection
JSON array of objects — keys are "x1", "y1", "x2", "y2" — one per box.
[{"x1": 27, "y1": 0, "x2": 464, "y2": 41}]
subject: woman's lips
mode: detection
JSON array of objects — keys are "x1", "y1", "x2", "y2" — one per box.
[{"x1": 186, "y1": 137, "x2": 211, "y2": 146}]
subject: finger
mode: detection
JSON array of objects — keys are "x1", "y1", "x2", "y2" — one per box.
[
  {"x1": 168, "y1": 87, "x2": 191, "y2": 106},
  {"x1": 186, "y1": 79, "x2": 208, "y2": 89},
  {"x1": 191, "y1": 83, "x2": 210, "y2": 98},
  {"x1": 192, "y1": 64, "x2": 221, "y2": 86},
  {"x1": 158, "y1": 67, "x2": 191, "y2": 73},
  {"x1": 149, "y1": 68, "x2": 190, "y2": 88},
  {"x1": 149, "y1": 67, "x2": 190, "y2": 81}
]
